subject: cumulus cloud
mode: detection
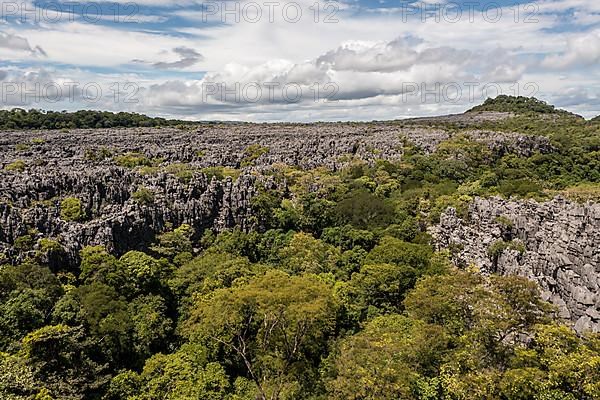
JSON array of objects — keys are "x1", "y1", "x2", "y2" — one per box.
[
  {"x1": 0, "y1": 69, "x2": 66, "y2": 106},
  {"x1": 0, "y1": 67, "x2": 146, "y2": 110},
  {"x1": 1, "y1": 0, "x2": 599, "y2": 120},
  {"x1": 138, "y1": 35, "x2": 525, "y2": 115},
  {"x1": 316, "y1": 38, "x2": 471, "y2": 73},
  {"x1": 542, "y1": 30, "x2": 600, "y2": 69},
  {"x1": 537, "y1": 0, "x2": 600, "y2": 14}
]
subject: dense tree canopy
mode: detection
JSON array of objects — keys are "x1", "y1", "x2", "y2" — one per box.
[{"x1": 0, "y1": 109, "x2": 186, "y2": 130}]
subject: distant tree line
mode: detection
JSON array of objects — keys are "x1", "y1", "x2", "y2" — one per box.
[{"x1": 0, "y1": 109, "x2": 188, "y2": 130}]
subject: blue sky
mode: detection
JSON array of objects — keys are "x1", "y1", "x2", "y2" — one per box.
[{"x1": 1, "y1": 0, "x2": 599, "y2": 121}]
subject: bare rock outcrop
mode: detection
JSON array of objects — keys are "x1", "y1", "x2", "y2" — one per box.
[
  {"x1": 1, "y1": 124, "x2": 410, "y2": 266},
  {"x1": 432, "y1": 196, "x2": 600, "y2": 333}
]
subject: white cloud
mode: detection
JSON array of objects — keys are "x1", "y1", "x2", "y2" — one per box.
[
  {"x1": 315, "y1": 38, "x2": 471, "y2": 73},
  {"x1": 19, "y1": 22, "x2": 199, "y2": 68},
  {"x1": 0, "y1": 0, "x2": 599, "y2": 120},
  {"x1": 134, "y1": 46, "x2": 205, "y2": 69},
  {"x1": 542, "y1": 30, "x2": 600, "y2": 69},
  {"x1": 0, "y1": 31, "x2": 46, "y2": 56}
]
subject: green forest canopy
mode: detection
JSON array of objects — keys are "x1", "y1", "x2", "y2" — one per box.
[{"x1": 0, "y1": 109, "x2": 182, "y2": 130}]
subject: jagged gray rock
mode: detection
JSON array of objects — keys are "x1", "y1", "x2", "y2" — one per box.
[
  {"x1": 1, "y1": 124, "x2": 410, "y2": 265},
  {"x1": 0, "y1": 119, "x2": 583, "y2": 305},
  {"x1": 432, "y1": 196, "x2": 600, "y2": 334}
]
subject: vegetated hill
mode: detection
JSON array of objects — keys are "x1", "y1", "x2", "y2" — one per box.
[
  {"x1": 468, "y1": 95, "x2": 580, "y2": 117},
  {"x1": 592, "y1": 115, "x2": 600, "y2": 122},
  {"x1": 0, "y1": 109, "x2": 193, "y2": 130}
]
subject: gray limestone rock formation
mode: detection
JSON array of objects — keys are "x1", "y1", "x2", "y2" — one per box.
[
  {"x1": 1, "y1": 124, "x2": 410, "y2": 266},
  {"x1": 432, "y1": 196, "x2": 600, "y2": 333}
]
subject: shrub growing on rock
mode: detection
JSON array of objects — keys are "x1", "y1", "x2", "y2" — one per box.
[
  {"x1": 60, "y1": 197, "x2": 85, "y2": 222},
  {"x1": 132, "y1": 187, "x2": 155, "y2": 206},
  {"x1": 4, "y1": 160, "x2": 26, "y2": 172},
  {"x1": 114, "y1": 152, "x2": 152, "y2": 168}
]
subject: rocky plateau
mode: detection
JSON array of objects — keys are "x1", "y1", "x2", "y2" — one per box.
[{"x1": 0, "y1": 115, "x2": 597, "y2": 332}]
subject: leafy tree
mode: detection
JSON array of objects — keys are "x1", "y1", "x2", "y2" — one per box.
[
  {"x1": 0, "y1": 290, "x2": 54, "y2": 350},
  {"x1": 338, "y1": 263, "x2": 417, "y2": 326},
  {"x1": 102, "y1": 370, "x2": 140, "y2": 400},
  {"x1": 498, "y1": 324, "x2": 600, "y2": 400},
  {"x1": 321, "y1": 225, "x2": 376, "y2": 251},
  {"x1": 0, "y1": 351, "x2": 37, "y2": 399},
  {"x1": 169, "y1": 249, "x2": 258, "y2": 316},
  {"x1": 404, "y1": 271, "x2": 552, "y2": 340},
  {"x1": 183, "y1": 270, "x2": 338, "y2": 400},
  {"x1": 69, "y1": 283, "x2": 133, "y2": 364},
  {"x1": 381, "y1": 218, "x2": 420, "y2": 242},
  {"x1": 132, "y1": 187, "x2": 155, "y2": 206},
  {"x1": 432, "y1": 135, "x2": 492, "y2": 180},
  {"x1": 324, "y1": 314, "x2": 449, "y2": 400},
  {"x1": 296, "y1": 194, "x2": 338, "y2": 234},
  {"x1": 106, "y1": 344, "x2": 231, "y2": 400},
  {"x1": 118, "y1": 251, "x2": 172, "y2": 296},
  {"x1": 34, "y1": 239, "x2": 66, "y2": 271},
  {"x1": 150, "y1": 224, "x2": 194, "y2": 260},
  {"x1": 365, "y1": 236, "x2": 433, "y2": 273},
  {"x1": 0, "y1": 263, "x2": 63, "y2": 303},
  {"x1": 335, "y1": 189, "x2": 394, "y2": 229},
  {"x1": 128, "y1": 295, "x2": 173, "y2": 359},
  {"x1": 0, "y1": 109, "x2": 180, "y2": 130},
  {"x1": 277, "y1": 232, "x2": 341, "y2": 276},
  {"x1": 207, "y1": 229, "x2": 293, "y2": 264},
  {"x1": 79, "y1": 246, "x2": 124, "y2": 289},
  {"x1": 404, "y1": 270, "x2": 555, "y2": 395},
  {"x1": 0, "y1": 263, "x2": 63, "y2": 349},
  {"x1": 4, "y1": 160, "x2": 26, "y2": 172},
  {"x1": 13, "y1": 235, "x2": 35, "y2": 252},
  {"x1": 250, "y1": 190, "x2": 283, "y2": 230},
  {"x1": 469, "y1": 95, "x2": 576, "y2": 116},
  {"x1": 21, "y1": 325, "x2": 109, "y2": 400},
  {"x1": 113, "y1": 153, "x2": 152, "y2": 169},
  {"x1": 163, "y1": 163, "x2": 196, "y2": 183},
  {"x1": 241, "y1": 145, "x2": 270, "y2": 167}
]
